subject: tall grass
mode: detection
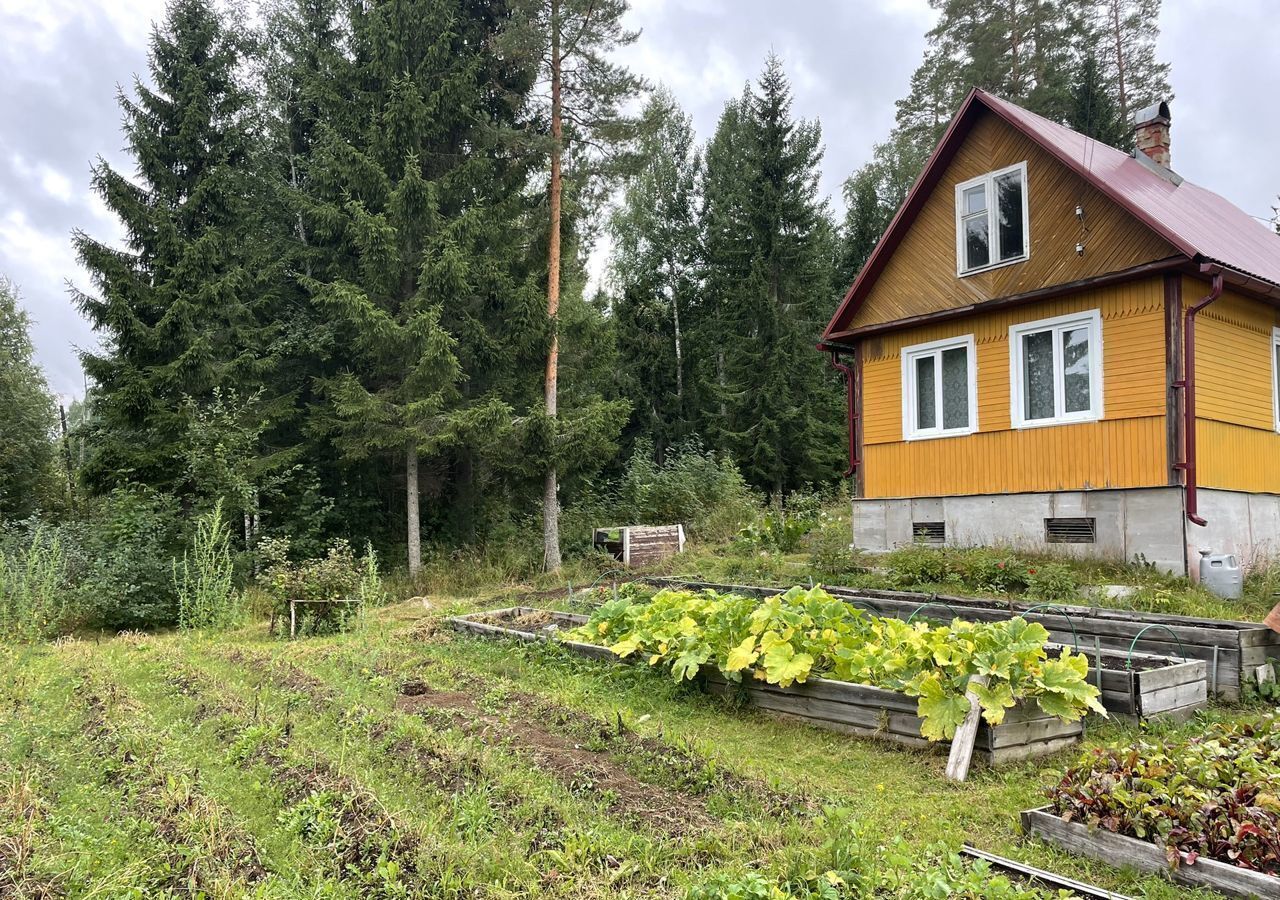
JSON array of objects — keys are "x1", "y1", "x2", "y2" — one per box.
[
  {"x1": 0, "y1": 527, "x2": 66, "y2": 642},
  {"x1": 174, "y1": 501, "x2": 240, "y2": 630}
]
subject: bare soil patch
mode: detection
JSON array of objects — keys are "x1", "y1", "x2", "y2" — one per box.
[{"x1": 393, "y1": 681, "x2": 715, "y2": 835}]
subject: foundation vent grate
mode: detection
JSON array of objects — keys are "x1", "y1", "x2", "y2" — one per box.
[
  {"x1": 1045, "y1": 517, "x2": 1096, "y2": 544},
  {"x1": 912, "y1": 521, "x2": 946, "y2": 544}
]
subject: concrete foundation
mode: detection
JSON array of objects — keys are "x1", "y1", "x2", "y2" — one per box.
[
  {"x1": 1187, "y1": 489, "x2": 1280, "y2": 568},
  {"x1": 852, "y1": 487, "x2": 1189, "y2": 575}
]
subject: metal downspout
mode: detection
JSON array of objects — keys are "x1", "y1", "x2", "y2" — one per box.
[
  {"x1": 829, "y1": 352, "x2": 859, "y2": 479},
  {"x1": 1174, "y1": 269, "x2": 1224, "y2": 527}
]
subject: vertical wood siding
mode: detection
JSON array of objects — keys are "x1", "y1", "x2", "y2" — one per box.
[
  {"x1": 846, "y1": 111, "x2": 1176, "y2": 332},
  {"x1": 1191, "y1": 279, "x2": 1280, "y2": 492},
  {"x1": 860, "y1": 278, "x2": 1168, "y2": 498}
]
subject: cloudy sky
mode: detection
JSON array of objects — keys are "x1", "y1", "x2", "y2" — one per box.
[{"x1": 2, "y1": 0, "x2": 1278, "y2": 399}]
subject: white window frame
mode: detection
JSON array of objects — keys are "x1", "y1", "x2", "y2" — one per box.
[
  {"x1": 1272, "y1": 327, "x2": 1280, "y2": 433},
  {"x1": 954, "y1": 161, "x2": 1030, "y2": 276},
  {"x1": 901, "y1": 334, "x2": 979, "y2": 441},
  {"x1": 1009, "y1": 309, "x2": 1104, "y2": 429}
]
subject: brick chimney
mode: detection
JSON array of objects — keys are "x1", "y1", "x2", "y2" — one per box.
[{"x1": 1133, "y1": 101, "x2": 1172, "y2": 168}]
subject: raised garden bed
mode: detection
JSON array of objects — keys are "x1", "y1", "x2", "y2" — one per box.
[
  {"x1": 640, "y1": 578, "x2": 1208, "y2": 720},
  {"x1": 1021, "y1": 807, "x2": 1280, "y2": 899},
  {"x1": 647, "y1": 577, "x2": 1257, "y2": 701},
  {"x1": 447, "y1": 607, "x2": 1082, "y2": 766}
]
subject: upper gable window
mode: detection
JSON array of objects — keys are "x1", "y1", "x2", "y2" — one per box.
[{"x1": 955, "y1": 162, "x2": 1029, "y2": 275}]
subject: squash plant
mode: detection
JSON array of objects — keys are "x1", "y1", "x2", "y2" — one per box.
[{"x1": 565, "y1": 585, "x2": 1104, "y2": 741}]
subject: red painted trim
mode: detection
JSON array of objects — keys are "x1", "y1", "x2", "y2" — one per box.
[
  {"x1": 1173, "y1": 268, "x2": 1225, "y2": 527},
  {"x1": 828, "y1": 351, "x2": 859, "y2": 479},
  {"x1": 977, "y1": 94, "x2": 1197, "y2": 261},
  {"x1": 821, "y1": 89, "x2": 987, "y2": 340},
  {"x1": 820, "y1": 86, "x2": 1232, "y2": 341},
  {"x1": 826, "y1": 257, "x2": 1188, "y2": 342}
]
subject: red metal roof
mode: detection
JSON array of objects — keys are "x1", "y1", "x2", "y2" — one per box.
[{"x1": 823, "y1": 89, "x2": 1280, "y2": 340}]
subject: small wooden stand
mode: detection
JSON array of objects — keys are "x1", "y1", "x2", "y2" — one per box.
[{"x1": 287, "y1": 598, "x2": 362, "y2": 638}]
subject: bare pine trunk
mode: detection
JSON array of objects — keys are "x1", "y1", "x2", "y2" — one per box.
[
  {"x1": 406, "y1": 443, "x2": 421, "y2": 576},
  {"x1": 716, "y1": 348, "x2": 727, "y2": 419},
  {"x1": 671, "y1": 286, "x2": 684, "y2": 410},
  {"x1": 1110, "y1": 0, "x2": 1129, "y2": 122},
  {"x1": 543, "y1": 0, "x2": 564, "y2": 574}
]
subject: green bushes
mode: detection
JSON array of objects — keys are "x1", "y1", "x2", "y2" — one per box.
[
  {"x1": 259, "y1": 537, "x2": 382, "y2": 634},
  {"x1": 0, "y1": 527, "x2": 68, "y2": 641},
  {"x1": 884, "y1": 546, "x2": 1082, "y2": 601},
  {"x1": 174, "y1": 502, "x2": 241, "y2": 630},
  {"x1": 805, "y1": 514, "x2": 864, "y2": 579},
  {"x1": 616, "y1": 439, "x2": 759, "y2": 542},
  {"x1": 736, "y1": 512, "x2": 811, "y2": 553}
]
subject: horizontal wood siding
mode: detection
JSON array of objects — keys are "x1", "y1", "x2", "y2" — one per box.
[
  {"x1": 1190, "y1": 279, "x2": 1280, "y2": 493},
  {"x1": 847, "y1": 111, "x2": 1176, "y2": 331},
  {"x1": 861, "y1": 278, "x2": 1167, "y2": 498}
]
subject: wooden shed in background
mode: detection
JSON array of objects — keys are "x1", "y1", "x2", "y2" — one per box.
[{"x1": 593, "y1": 525, "x2": 686, "y2": 567}]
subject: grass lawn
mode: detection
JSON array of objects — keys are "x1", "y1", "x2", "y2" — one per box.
[{"x1": 5, "y1": 575, "x2": 1272, "y2": 899}]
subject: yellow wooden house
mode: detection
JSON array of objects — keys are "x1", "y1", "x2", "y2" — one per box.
[{"x1": 819, "y1": 90, "x2": 1280, "y2": 575}]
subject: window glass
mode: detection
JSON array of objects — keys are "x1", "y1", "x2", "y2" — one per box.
[
  {"x1": 964, "y1": 216, "x2": 990, "y2": 270},
  {"x1": 1022, "y1": 330, "x2": 1055, "y2": 420},
  {"x1": 996, "y1": 171, "x2": 1024, "y2": 261},
  {"x1": 1062, "y1": 326, "x2": 1092, "y2": 413},
  {"x1": 915, "y1": 355, "x2": 936, "y2": 430},
  {"x1": 941, "y1": 346, "x2": 969, "y2": 429},
  {"x1": 964, "y1": 185, "x2": 986, "y2": 215}
]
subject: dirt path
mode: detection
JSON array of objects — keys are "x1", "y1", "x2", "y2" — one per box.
[{"x1": 394, "y1": 679, "x2": 716, "y2": 836}]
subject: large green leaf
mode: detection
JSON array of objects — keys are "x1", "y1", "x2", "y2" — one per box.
[
  {"x1": 1036, "y1": 651, "x2": 1106, "y2": 720},
  {"x1": 761, "y1": 641, "x2": 814, "y2": 688},
  {"x1": 724, "y1": 636, "x2": 760, "y2": 673},
  {"x1": 971, "y1": 679, "x2": 1017, "y2": 725},
  {"x1": 914, "y1": 673, "x2": 972, "y2": 741}
]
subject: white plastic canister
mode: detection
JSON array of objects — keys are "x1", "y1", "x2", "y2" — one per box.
[{"x1": 1199, "y1": 551, "x2": 1242, "y2": 600}]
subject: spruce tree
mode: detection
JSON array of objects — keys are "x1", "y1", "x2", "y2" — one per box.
[
  {"x1": 291, "y1": 0, "x2": 543, "y2": 574},
  {"x1": 0, "y1": 278, "x2": 59, "y2": 520},
  {"x1": 609, "y1": 89, "x2": 702, "y2": 458},
  {"x1": 702, "y1": 57, "x2": 841, "y2": 499},
  {"x1": 1067, "y1": 51, "x2": 1129, "y2": 147},
  {"x1": 73, "y1": 0, "x2": 265, "y2": 503}
]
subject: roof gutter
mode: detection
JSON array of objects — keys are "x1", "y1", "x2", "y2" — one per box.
[{"x1": 1173, "y1": 265, "x2": 1225, "y2": 527}]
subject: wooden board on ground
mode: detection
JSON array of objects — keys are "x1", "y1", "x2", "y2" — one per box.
[{"x1": 1021, "y1": 807, "x2": 1280, "y2": 900}]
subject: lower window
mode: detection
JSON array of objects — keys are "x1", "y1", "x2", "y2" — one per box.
[
  {"x1": 1010, "y1": 310, "x2": 1103, "y2": 428},
  {"x1": 1272, "y1": 327, "x2": 1280, "y2": 432},
  {"x1": 901, "y1": 335, "x2": 978, "y2": 440}
]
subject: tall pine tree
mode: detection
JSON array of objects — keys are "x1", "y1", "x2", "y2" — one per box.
[{"x1": 506, "y1": 0, "x2": 643, "y2": 571}]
